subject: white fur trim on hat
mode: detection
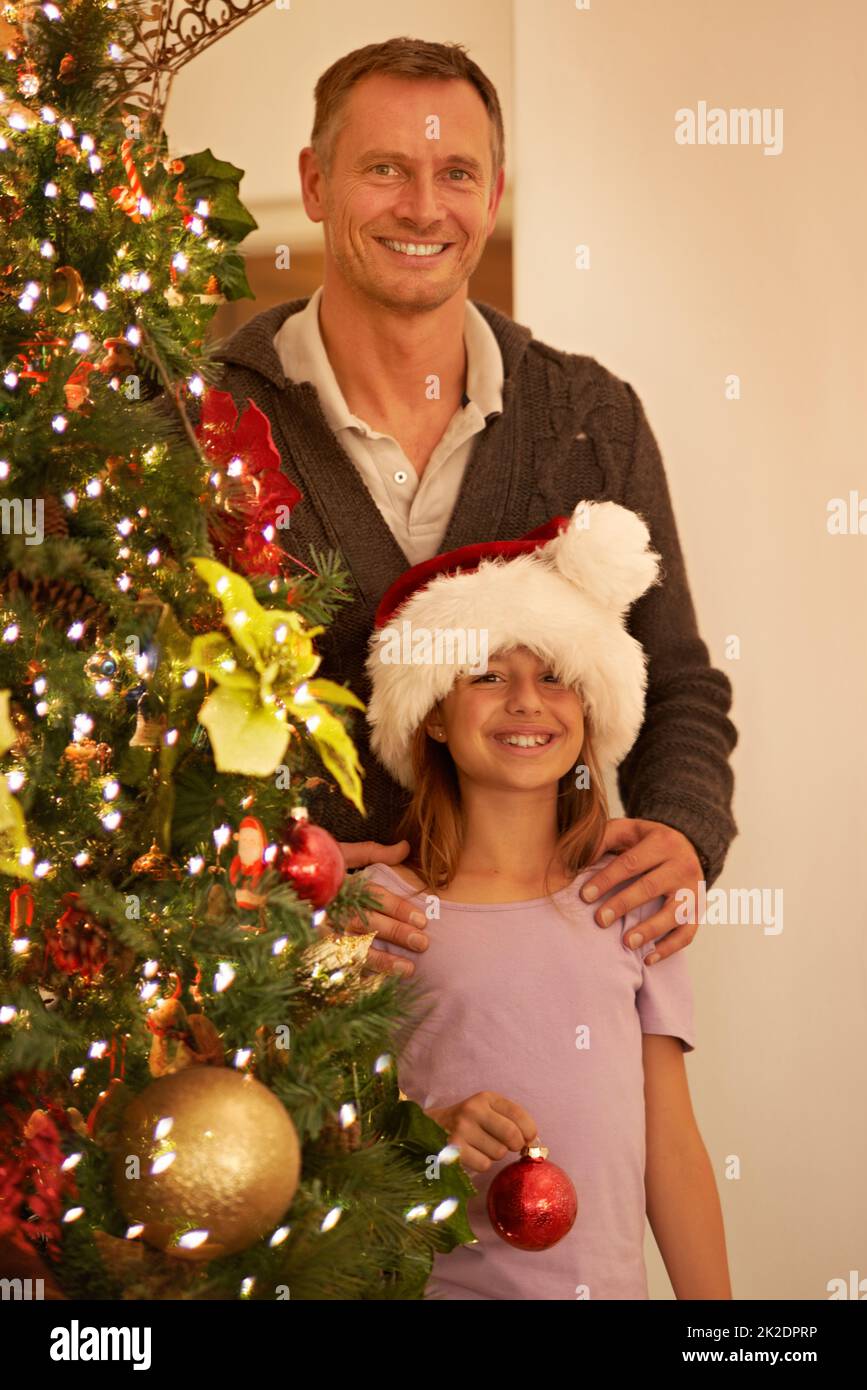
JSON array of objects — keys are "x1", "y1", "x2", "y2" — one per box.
[{"x1": 365, "y1": 501, "x2": 661, "y2": 790}]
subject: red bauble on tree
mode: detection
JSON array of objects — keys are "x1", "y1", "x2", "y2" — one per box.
[
  {"x1": 487, "y1": 1140, "x2": 578, "y2": 1251},
  {"x1": 276, "y1": 814, "x2": 345, "y2": 910}
]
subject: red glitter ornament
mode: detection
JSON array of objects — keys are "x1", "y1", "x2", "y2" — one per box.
[
  {"x1": 487, "y1": 1140, "x2": 578, "y2": 1251},
  {"x1": 276, "y1": 815, "x2": 345, "y2": 910}
]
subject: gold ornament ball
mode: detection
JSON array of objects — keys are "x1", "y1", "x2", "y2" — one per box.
[{"x1": 112, "y1": 1068, "x2": 301, "y2": 1259}]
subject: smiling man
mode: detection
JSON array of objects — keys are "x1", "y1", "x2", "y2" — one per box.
[{"x1": 214, "y1": 37, "x2": 739, "y2": 973}]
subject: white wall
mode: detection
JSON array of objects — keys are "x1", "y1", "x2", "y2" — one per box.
[{"x1": 513, "y1": 0, "x2": 867, "y2": 1298}]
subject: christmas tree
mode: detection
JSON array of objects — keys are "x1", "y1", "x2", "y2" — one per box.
[{"x1": 0, "y1": 0, "x2": 473, "y2": 1299}]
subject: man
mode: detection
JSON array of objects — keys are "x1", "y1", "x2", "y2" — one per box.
[{"x1": 214, "y1": 37, "x2": 738, "y2": 975}]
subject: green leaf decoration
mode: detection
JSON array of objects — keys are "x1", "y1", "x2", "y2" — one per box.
[
  {"x1": 176, "y1": 149, "x2": 259, "y2": 243},
  {"x1": 190, "y1": 558, "x2": 366, "y2": 809}
]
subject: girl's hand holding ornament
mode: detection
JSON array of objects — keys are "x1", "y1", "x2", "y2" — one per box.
[{"x1": 425, "y1": 1090, "x2": 539, "y2": 1174}]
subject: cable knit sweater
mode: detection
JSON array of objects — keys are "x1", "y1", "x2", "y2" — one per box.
[{"x1": 213, "y1": 297, "x2": 738, "y2": 886}]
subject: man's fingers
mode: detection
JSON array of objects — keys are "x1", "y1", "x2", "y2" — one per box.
[
  {"x1": 345, "y1": 884, "x2": 429, "y2": 951},
  {"x1": 640, "y1": 920, "x2": 695, "y2": 963},
  {"x1": 339, "y1": 839, "x2": 411, "y2": 870},
  {"x1": 362, "y1": 945, "x2": 414, "y2": 978}
]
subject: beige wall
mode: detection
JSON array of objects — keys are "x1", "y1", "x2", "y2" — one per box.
[{"x1": 513, "y1": 0, "x2": 867, "y2": 1298}]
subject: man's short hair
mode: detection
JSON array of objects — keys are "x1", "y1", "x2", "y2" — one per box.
[{"x1": 311, "y1": 36, "x2": 505, "y2": 183}]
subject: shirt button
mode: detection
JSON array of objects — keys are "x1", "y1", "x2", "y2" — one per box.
[{"x1": 393, "y1": 470, "x2": 408, "y2": 484}]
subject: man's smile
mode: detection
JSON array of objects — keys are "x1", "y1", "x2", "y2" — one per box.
[{"x1": 374, "y1": 236, "x2": 454, "y2": 263}]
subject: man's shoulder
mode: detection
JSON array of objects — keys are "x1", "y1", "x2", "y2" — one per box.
[
  {"x1": 212, "y1": 297, "x2": 311, "y2": 387},
  {"x1": 472, "y1": 298, "x2": 637, "y2": 426}
]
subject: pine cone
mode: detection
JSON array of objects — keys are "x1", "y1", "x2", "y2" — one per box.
[
  {"x1": 35, "y1": 494, "x2": 68, "y2": 539},
  {"x1": 1, "y1": 571, "x2": 112, "y2": 636}
]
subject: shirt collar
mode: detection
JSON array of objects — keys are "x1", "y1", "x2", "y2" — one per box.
[{"x1": 272, "y1": 285, "x2": 504, "y2": 432}]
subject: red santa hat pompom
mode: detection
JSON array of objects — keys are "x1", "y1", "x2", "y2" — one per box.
[{"x1": 365, "y1": 500, "x2": 662, "y2": 791}]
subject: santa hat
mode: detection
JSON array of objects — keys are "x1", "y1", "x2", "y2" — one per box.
[{"x1": 365, "y1": 500, "x2": 662, "y2": 791}]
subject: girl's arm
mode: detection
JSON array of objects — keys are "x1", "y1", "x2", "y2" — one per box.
[{"x1": 642, "y1": 1033, "x2": 732, "y2": 1299}]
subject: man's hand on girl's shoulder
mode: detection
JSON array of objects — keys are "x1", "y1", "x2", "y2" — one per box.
[
  {"x1": 339, "y1": 838, "x2": 430, "y2": 977},
  {"x1": 579, "y1": 818, "x2": 704, "y2": 961}
]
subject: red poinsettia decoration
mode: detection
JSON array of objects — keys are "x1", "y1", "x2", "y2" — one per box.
[
  {"x1": 0, "y1": 1074, "x2": 76, "y2": 1258},
  {"x1": 195, "y1": 387, "x2": 302, "y2": 576}
]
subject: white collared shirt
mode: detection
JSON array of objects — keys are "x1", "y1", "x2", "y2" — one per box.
[{"x1": 272, "y1": 285, "x2": 504, "y2": 565}]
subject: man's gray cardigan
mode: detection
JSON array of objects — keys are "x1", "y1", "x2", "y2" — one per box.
[{"x1": 214, "y1": 297, "x2": 738, "y2": 887}]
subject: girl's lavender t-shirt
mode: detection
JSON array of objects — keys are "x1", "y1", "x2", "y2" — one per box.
[{"x1": 364, "y1": 852, "x2": 695, "y2": 1301}]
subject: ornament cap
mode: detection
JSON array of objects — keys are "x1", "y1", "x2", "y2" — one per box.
[{"x1": 522, "y1": 1138, "x2": 549, "y2": 1161}]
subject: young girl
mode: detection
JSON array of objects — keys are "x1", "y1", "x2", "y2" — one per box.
[{"x1": 361, "y1": 501, "x2": 731, "y2": 1301}]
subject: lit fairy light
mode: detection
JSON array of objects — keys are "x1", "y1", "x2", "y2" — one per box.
[
  {"x1": 154, "y1": 1117, "x2": 173, "y2": 1140},
  {"x1": 146, "y1": 548, "x2": 160, "y2": 565},
  {"x1": 139, "y1": 981, "x2": 158, "y2": 1002},
  {"x1": 67, "y1": 621, "x2": 85, "y2": 640},
  {"x1": 187, "y1": 856, "x2": 204, "y2": 875},
  {"x1": 85, "y1": 477, "x2": 102, "y2": 497},
  {"x1": 306, "y1": 715, "x2": 321, "y2": 733},
  {"x1": 138, "y1": 196, "x2": 152, "y2": 218},
  {"x1": 73, "y1": 851, "x2": 90, "y2": 868},
  {"x1": 88, "y1": 1040, "x2": 108, "y2": 1059},
  {"x1": 94, "y1": 679, "x2": 112, "y2": 697},
  {"x1": 312, "y1": 909, "x2": 327, "y2": 927},
  {"x1": 6, "y1": 769, "x2": 25, "y2": 791},
  {"x1": 183, "y1": 668, "x2": 199, "y2": 688},
  {"x1": 0, "y1": 460, "x2": 8, "y2": 479},
  {"x1": 134, "y1": 653, "x2": 149, "y2": 677},
  {"x1": 339, "y1": 1103, "x2": 357, "y2": 1129},
  {"x1": 18, "y1": 847, "x2": 34, "y2": 866},
  {"x1": 219, "y1": 657, "x2": 236, "y2": 674},
  {"x1": 320, "y1": 1208, "x2": 343, "y2": 1233},
  {"x1": 9, "y1": 112, "x2": 30, "y2": 131},
  {"x1": 172, "y1": 251, "x2": 188, "y2": 272},
  {"x1": 51, "y1": 415, "x2": 68, "y2": 432},
  {"x1": 63, "y1": 490, "x2": 77, "y2": 509},
  {"x1": 188, "y1": 375, "x2": 204, "y2": 396},
  {"x1": 119, "y1": 272, "x2": 132, "y2": 291},
  {"x1": 164, "y1": 728, "x2": 178, "y2": 746},
  {"x1": 226, "y1": 455, "x2": 243, "y2": 478},
  {"x1": 80, "y1": 133, "x2": 95, "y2": 153},
  {"x1": 102, "y1": 780, "x2": 120, "y2": 802},
  {"x1": 44, "y1": 180, "x2": 58, "y2": 197},
  {"x1": 133, "y1": 272, "x2": 150, "y2": 291},
  {"x1": 150, "y1": 1152, "x2": 175, "y2": 1175},
  {"x1": 18, "y1": 291, "x2": 36, "y2": 311},
  {"x1": 437, "y1": 1144, "x2": 461, "y2": 1165},
  {"x1": 374, "y1": 1053, "x2": 394, "y2": 1075},
  {"x1": 2, "y1": 624, "x2": 18, "y2": 642},
  {"x1": 213, "y1": 824, "x2": 232, "y2": 850},
  {"x1": 269, "y1": 1226, "x2": 290, "y2": 1247},
  {"x1": 125, "y1": 1225, "x2": 145, "y2": 1240},
  {"x1": 3, "y1": 371, "x2": 19, "y2": 389},
  {"x1": 33, "y1": 676, "x2": 46, "y2": 695},
  {"x1": 194, "y1": 199, "x2": 210, "y2": 217},
  {"x1": 61, "y1": 1153, "x2": 82, "y2": 1172},
  {"x1": 73, "y1": 713, "x2": 94, "y2": 740},
  {"x1": 272, "y1": 937, "x2": 288, "y2": 955},
  {"x1": 79, "y1": 191, "x2": 96, "y2": 211},
  {"x1": 215, "y1": 576, "x2": 230, "y2": 595},
  {"x1": 71, "y1": 332, "x2": 90, "y2": 351},
  {"x1": 214, "y1": 961, "x2": 235, "y2": 993},
  {"x1": 63, "y1": 1208, "x2": 85, "y2": 1224},
  {"x1": 177, "y1": 1230, "x2": 209, "y2": 1250},
  {"x1": 117, "y1": 546, "x2": 130, "y2": 559},
  {"x1": 70, "y1": 1067, "x2": 85, "y2": 1084},
  {"x1": 101, "y1": 810, "x2": 122, "y2": 831},
  {"x1": 125, "y1": 325, "x2": 141, "y2": 346},
  {"x1": 41, "y1": 106, "x2": 57, "y2": 123},
  {"x1": 108, "y1": 42, "x2": 124, "y2": 61},
  {"x1": 12, "y1": 939, "x2": 31, "y2": 955},
  {"x1": 405, "y1": 1205, "x2": 428, "y2": 1222},
  {"x1": 0, "y1": 137, "x2": 6, "y2": 152},
  {"x1": 188, "y1": 216, "x2": 204, "y2": 236},
  {"x1": 88, "y1": 155, "x2": 102, "y2": 174},
  {"x1": 240, "y1": 1277, "x2": 255, "y2": 1298},
  {"x1": 233, "y1": 1049, "x2": 252, "y2": 1068},
  {"x1": 431, "y1": 1197, "x2": 459, "y2": 1222},
  {"x1": 231, "y1": 609, "x2": 248, "y2": 628},
  {"x1": 0, "y1": 1006, "x2": 17, "y2": 1024},
  {"x1": 92, "y1": 289, "x2": 108, "y2": 310},
  {"x1": 34, "y1": 860, "x2": 52, "y2": 878},
  {"x1": 35, "y1": 701, "x2": 48, "y2": 717},
  {"x1": 263, "y1": 843, "x2": 278, "y2": 864},
  {"x1": 40, "y1": 240, "x2": 55, "y2": 258},
  {"x1": 117, "y1": 574, "x2": 131, "y2": 592},
  {"x1": 143, "y1": 960, "x2": 159, "y2": 979},
  {"x1": 59, "y1": 121, "x2": 74, "y2": 138},
  {"x1": 43, "y1": 4, "x2": 63, "y2": 19},
  {"x1": 274, "y1": 625, "x2": 290, "y2": 646}
]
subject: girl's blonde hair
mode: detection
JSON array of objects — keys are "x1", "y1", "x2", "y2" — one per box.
[{"x1": 391, "y1": 698, "x2": 610, "y2": 899}]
